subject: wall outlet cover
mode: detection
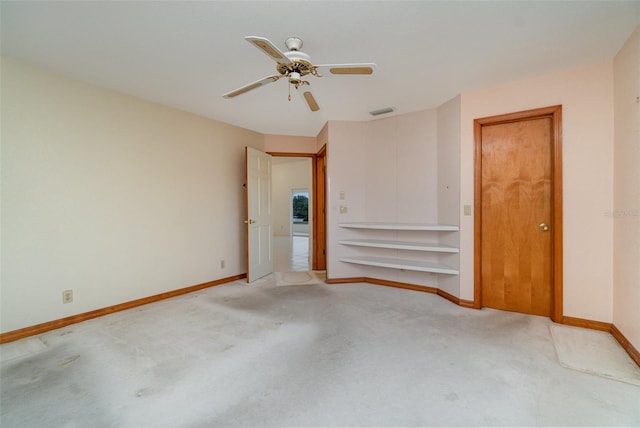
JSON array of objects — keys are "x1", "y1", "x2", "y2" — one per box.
[{"x1": 62, "y1": 290, "x2": 73, "y2": 304}]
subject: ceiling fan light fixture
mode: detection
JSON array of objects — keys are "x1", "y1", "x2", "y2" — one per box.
[
  {"x1": 369, "y1": 107, "x2": 395, "y2": 116},
  {"x1": 289, "y1": 72, "x2": 302, "y2": 85},
  {"x1": 224, "y1": 36, "x2": 377, "y2": 114}
]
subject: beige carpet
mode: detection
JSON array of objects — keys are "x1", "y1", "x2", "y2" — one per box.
[
  {"x1": 1, "y1": 337, "x2": 48, "y2": 363},
  {"x1": 274, "y1": 271, "x2": 322, "y2": 286},
  {"x1": 549, "y1": 323, "x2": 640, "y2": 386},
  {"x1": 2, "y1": 281, "x2": 639, "y2": 427}
]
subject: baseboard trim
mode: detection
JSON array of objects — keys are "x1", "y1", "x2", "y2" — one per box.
[
  {"x1": 560, "y1": 316, "x2": 640, "y2": 368},
  {"x1": 326, "y1": 276, "x2": 475, "y2": 308},
  {"x1": 325, "y1": 277, "x2": 366, "y2": 284},
  {"x1": 561, "y1": 316, "x2": 612, "y2": 332},
  {"x1": 437, "y1": 289, "x2": 476, "y2": 308},
  {"x1": 0, "y1": 274, "x2": 246, "y2": 344},
  {"x1": 365, "y1": 277, "x2": 438, "y2": 294},
  {"x1": 610, "y1": 324, "x2": 640, "y2": 368}
]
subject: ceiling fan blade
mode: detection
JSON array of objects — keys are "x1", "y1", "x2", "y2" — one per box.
[
  {"x1": 223, "y1": 75, "x2": 281, "y2": 98},
  {"x1": 245, "y1": 36, "x2": 292, "y2": 64},
  {"x1": 302, "y1": 91, "x2": 320, "y2": 112},
  {"x1": 315, "y1": 63, "x2": 376, "y2": 75}
]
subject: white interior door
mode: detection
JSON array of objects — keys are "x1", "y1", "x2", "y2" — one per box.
[{"x1": 245, "y1": 147, "x2": 273, "y2": 282}]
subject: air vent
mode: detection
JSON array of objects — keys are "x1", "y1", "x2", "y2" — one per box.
[{"x1": 369, "y1": 107, "x2": 395, "y2": 116}]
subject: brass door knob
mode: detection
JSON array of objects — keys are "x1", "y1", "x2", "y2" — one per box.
[{"x1": 539, "y1": 223, "x2": 550, "y2": 232}]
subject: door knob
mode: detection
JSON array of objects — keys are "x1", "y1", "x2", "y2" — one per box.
[
  {"x1": 244, "y1": 219, "x2": 256, "y2": 224},
  {"x1": 539, "y1": 223, "x2": 550, "y2": 232}
]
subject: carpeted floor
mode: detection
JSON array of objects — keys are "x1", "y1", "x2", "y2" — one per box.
[
  {"x1": 550, "y1": 323, "x2": 640, "y2": 386},
  {"x1": 1, "y1": 277, "x2": 639, "y2": 427},
  {"x1": 274, "y1": 271, "x2": 322, "y2": 286}
]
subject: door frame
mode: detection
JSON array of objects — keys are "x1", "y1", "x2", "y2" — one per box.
[
  {"x1": 315, "y1": 145, "x2": 327, "y2": 271},
  {"x1": 267, "y1": 146, "x2": 327, "y2": 271},
  {"x1": 473, "y1": 105, "x2": 563, "y2": 322}
]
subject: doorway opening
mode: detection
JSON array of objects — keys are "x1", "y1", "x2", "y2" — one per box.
[
  {"x1": 269, "y1": 149, "x2": 326, "y2": 273},
  {"x1": 289, "y1": 189, "x2": 310, "y2": 271},
  {"x1": 272, "y1": 157, "x2": 312, "y2": 272}
]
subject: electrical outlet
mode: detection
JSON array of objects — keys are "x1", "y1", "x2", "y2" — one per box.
[
  {"x1": 62, "y1": 290, "x2": 73, "y2": 304},
  {"x1": 220, "y1": 260, "x2": 225, "y2": 269}
]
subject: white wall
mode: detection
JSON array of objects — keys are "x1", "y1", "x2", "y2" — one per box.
[
  {"x1": 0, "y1": 58, "x2": 264, "y2": 333},
  {"x1": 272, "y1": 159, "x2": 312, "y2": 236},
  {"x1": 613, "y1": 27, "x2": 640, "y2": 348},
  {"x1": 459, "y1": 61, "x2": 616, "y2": 322}
]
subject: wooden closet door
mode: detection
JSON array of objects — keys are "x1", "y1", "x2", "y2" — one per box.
[{"x1": 480, "y1": 117, "x2": 552, "y2": 316}]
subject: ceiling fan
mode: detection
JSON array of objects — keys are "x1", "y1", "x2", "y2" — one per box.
[{"x1": 223, "y1": 36, "x2": 376, "y2": 112}]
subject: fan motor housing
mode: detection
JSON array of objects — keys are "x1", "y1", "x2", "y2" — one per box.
[{"x1": 277, "y1": 59, "x2": 314, "y2": 77}]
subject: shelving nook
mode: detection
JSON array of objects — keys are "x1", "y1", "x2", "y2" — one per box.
[{"x1": 338, "y1": 222, "x2": 460, "y2": 275}]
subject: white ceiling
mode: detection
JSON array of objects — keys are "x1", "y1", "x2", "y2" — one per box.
[{"x1": 1, "y1": 1, "x2": 638, "y2": 137}]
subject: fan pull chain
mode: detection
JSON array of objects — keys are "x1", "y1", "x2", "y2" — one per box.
[{"x1": 288, "y1": 83, "x2": 292, "y2": 101}]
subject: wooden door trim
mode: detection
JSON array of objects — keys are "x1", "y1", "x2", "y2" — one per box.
[
  {"x1": 473, "y1": 105, "x2": 563, "y2": 321},
  {"x1": 315, "y1": 145, "x2": 327, "y2": 271},
  {"x1": 267, "y1": 151, "x2": 326, "y2": 271}
]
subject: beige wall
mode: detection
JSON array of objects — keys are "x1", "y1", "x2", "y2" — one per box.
[
  {"x1": 326, "y1": 61, "x2": 623, "y2": 327},
  {"x1": 459, "y1": 61, "x2": 615, "y2": 322},
  {"x1": 264, "y1": 134, "x2": 317, "y2": 153},
  {"x1": 0, "y1": 58, "x2": 264, "y2": 333},
  {"x1": 326, "y1": 120, "x2": 367, "y2": 279},
  {"x1": 436, "y1": 96, "x2": 462, "y2": 297},
  {"x1": 327, "y1": 111, "x2": 444, "y2": 288},
  {"x1": 613, "y1": 27, "x2": 640, "y2": 348},
  {"x1": 316, "y1": 123, "x2": 328, "y2": 152}
]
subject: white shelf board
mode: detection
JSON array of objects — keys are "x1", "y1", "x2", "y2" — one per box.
[
  {"x1": 339, "y1": 256, "x2": 459, "y2": 275},
  {"x1": 339, "y1": 239, "x2": 459, "y2": 253},
  {"x1": 339, "y1": 222, "x2": 459, "y2": 231}
]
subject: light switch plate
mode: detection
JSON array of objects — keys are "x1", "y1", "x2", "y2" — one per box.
[
  {"x1": 464, "y1": 205, "x2": 472, "y2": 216},
  {"x1": 340, "y1": 205, "x2": 348, "y2": 214}
]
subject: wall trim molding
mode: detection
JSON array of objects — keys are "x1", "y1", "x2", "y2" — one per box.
[
  {"x1": 561, "y1": 316, "x2": 639, "y2": 368},
  {"x1": 561, "y1": 316, "x2": 611, "y2": 332},
  {"x1": 0, "y1": 274, "x2": 246, "y2": 344},
  {"x1": 325, "y1": 277, "x2": 366, "y2": 284},
  {"x1": 610, "y1": 324, "x2": 640, "y2": 368},
  {"x1": 326, "y1": 276, "x2": 475, "y2": 308}
]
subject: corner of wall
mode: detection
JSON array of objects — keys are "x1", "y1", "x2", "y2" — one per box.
[{"x1": 612, "y1": 24, "x2": 640, "y2": 351}]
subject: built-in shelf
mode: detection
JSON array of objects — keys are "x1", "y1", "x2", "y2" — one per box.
[
  {"x1": 339, "y1": 239, "x2": 459, "y2": 253},
  {"x1": 338, "y1": 222, "x2": 460, "y2": 276},
  {"x1": 340, "y1": 256, "x2": 459, "y2": 275},
  {"x1": 339, "y1": 222, "x2": 459, "y2": 231}
]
